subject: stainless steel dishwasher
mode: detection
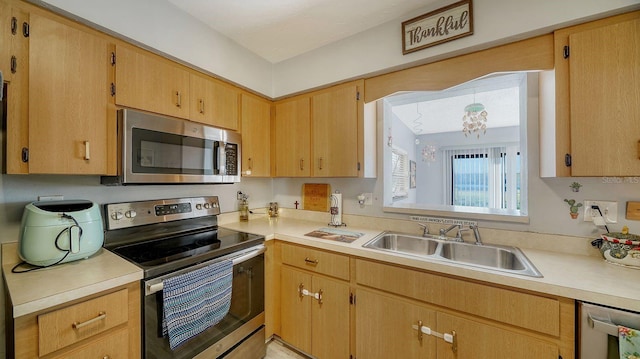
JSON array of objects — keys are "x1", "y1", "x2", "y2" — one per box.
[{"x1": 579, "y1": 301, "x2": 640, "y2": 358}]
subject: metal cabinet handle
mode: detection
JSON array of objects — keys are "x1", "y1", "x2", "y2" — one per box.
[
  {"x1": 450, "y1": 330, "x2": 457, "y2": 353},
  {"x1": 84, "y1": 141, "x2": 90, "y2": 160},
  {"x1": 416, "y1": 320, "x2": 423, "y2": 344},
  {"x1": 176, "y1": 91, "x2": 182, "y2": 108},
  {"x1": 10, "y1": 56, "x2": 17, "y2": 74},
  {"x1": 199, "y1": 98, "x2": 205, "y2": 114},
  {"x1": 298, "y1": 283, "x2": 305, "y2": 300},
  {"x1": 248, "y1": 158, "x2": 253, "y2": 170},
  {"x1": 317, "y1": 289, "x2": 323, "y2": 305},
  {"x1": 72, "y1": 311, "x2": 106, "y2": 329},
  {"x1": 300, "y1": 159, "x2": 304, "y2": 170},
  {"x1": 319, "y1": 157, "x2": 323, "y2": 170},
  {"x1": 304, "y1": 257, "x2": 318, "y2": 266}
]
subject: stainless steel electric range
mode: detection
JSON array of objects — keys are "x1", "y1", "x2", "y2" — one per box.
[{"x1": 103, "y1": 196, "x2": 266, "y2": 359}]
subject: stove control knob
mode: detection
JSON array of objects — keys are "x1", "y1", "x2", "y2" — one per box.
[
  {"x1": 212, "y1": 202, "x2": 219, "y2": 208},
  {"x1": 196, "y1": 203, "x2": 203, "y2": 210},
  {"x1": 111, "y1": 211, "x2": 124, "y2": 220},
  {"x1": 125, "y1": 210, "x2": 137, "y2": 219},
  {"x1": 204, "y1": 203, "x2": 211, "y2": 209}
]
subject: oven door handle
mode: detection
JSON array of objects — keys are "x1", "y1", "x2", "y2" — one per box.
[{"x1": 146, "y1": 245, "x2": 266, "y2": 296}]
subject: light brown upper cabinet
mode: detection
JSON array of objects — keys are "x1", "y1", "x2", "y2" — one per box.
[
  {"x1": 241, "y1": 94, "x2": 272, "y2": 177},
  {"x1": 274, "y1": 80, "x2": 374, "y2": 178},
  {"x1": 190, "y1": 73, "x2": 239, "y2": 130},
  {"x1": 274, "y1": 95, "x2": 312, "y2": 177},
  {"x1": 28, "y1": 13, "x2": 115, "y2": 175},
  {"x1": 312, "y1": 81, "x2": 360, "y2": 177},
  {"x1": 115, "y1": 44, "x2": 190, "y2": 119},
  {"x1": 1, "y1": 1, "x2": 11, "y2": 78},
  {"x1": 552, "y1": 11, "x2": 640, "y2": 177},
  {"x1": 2, "y1": 0, "x2": 29, "y2": 174}
]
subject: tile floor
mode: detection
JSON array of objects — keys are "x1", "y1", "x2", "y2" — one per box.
[{"x1": 265, "y1": 340, "x2": 309, "y2": 359}]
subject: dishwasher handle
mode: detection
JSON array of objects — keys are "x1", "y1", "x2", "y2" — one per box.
[{"x1": 588, "y1": 312, "x2": 620, "y2": 337}]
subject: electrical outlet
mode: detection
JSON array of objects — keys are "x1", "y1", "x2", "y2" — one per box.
[
  {"x1": 38, "y1": 195, "x2": 63, "y2": 201},
  {"x1": 363, "y1": 193, "x2": 373, "y2": 206},
  {"x1": 583, "y1": 200, "x2": 618, "y2": 223}
]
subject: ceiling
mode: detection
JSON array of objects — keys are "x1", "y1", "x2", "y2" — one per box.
[
  {"x1": 388, "y1": 73, "x2": 525, "y2": 135},
  {"x1": 167, "y1": 0, "x2": 437, "y2": 63}
]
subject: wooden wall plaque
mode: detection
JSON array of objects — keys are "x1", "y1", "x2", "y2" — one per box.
[{"x1": 303, "y1": 184, "x2": 330, "y2": 212}]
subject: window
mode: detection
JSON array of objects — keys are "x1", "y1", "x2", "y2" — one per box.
[
  {"x1": 391, "y1": 147, "x2": 409, "y2": 199},
  {"x1": 444, "y1": 145, "x2": 520, "y2": 210}
]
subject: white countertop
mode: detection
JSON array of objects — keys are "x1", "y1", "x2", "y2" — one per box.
[
  {"x1": 3, "y1": 214, "x2": 638, "y2": 319},
  {"x1": 2, "y1": 242, "x2": 143, "y2": 318},
  {"x1": 222, "y1": 216, "x2": 640, "y2": 312}
]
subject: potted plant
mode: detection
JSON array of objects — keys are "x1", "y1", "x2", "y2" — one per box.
[
  {"x1": 570, "y1": 182, "x2": 583, "y2": 192},
  {"x1": 564, "y1": 199, "x2": 583, "y2": 219}
]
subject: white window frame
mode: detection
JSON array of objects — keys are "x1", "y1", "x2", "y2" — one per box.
[
  {"x1": 443, "y1": 143, "x2": 520, "y2": 210},
  {"x1": 391, "y1": 146, "x2": 409, "y2": 200}
]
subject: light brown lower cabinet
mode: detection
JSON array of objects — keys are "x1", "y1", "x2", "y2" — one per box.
[
  {"x1": 274, "y1": 243, "x2": 575, "y2": 359},
  {"x1": 355, "y1": 259, "x2": 575, "y2": 359},
  {"x1": 280, "y1": 265, "x2": 350, "y2": 359},
  {"x1": 11, "y1": 282, "x2": 140, "y2": 359}
]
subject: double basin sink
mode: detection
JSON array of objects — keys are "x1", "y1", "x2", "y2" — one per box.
[{"x1": 363, "y1": 232, "x2": 542, "y2": 277}]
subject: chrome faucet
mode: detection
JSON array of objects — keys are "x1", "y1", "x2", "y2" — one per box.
[
  {"x1": 469, "y1": 224, "x2": 483, "y2": 245},
  {"x1": 439, "y1": 224, "x2": 463, "y2": 241},
  {"x1": 417, "y1": 223, "x2": 430, "y2": 237}
]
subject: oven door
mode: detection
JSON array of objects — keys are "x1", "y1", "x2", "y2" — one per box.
[
  {"x1": 144, "y1": 246, "x2": 265, "y2": 359},
  {"x1": 117, "y1": 108, "x2": 241, "y2": 184}
]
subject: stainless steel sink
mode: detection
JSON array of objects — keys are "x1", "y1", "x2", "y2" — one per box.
[
  {"x1": 363, "y1": 233, "x2": 439, "y2": 256},
  {"x1": 363, "y1": 232, "x2": 542, "y2": 277}
]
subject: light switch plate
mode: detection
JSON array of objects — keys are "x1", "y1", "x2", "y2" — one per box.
[{"x1": 583, "y1": 200, "x2": 617, "y2": 223}]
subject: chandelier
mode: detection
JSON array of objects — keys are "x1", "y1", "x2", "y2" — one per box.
[
  {"x1": 422, "y1": 144, "x2": 436, "y2": 162},
  {"x1": 462, "y1": 102, "x2": 488, "y2": 138}
]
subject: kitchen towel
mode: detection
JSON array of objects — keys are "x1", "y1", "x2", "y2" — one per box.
[
  {"x1": 619, "y1": 325, "x2": 640, "y2": 359},
  {"x1": 162, "y1": 259, "x2": 233, "y2": 350}
]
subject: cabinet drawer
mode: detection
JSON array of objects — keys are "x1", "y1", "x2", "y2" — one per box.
[
  {"x1": 356, "y1": 259, "x2": 560, "y2": 336},
  {"x1": 281, "y1": 243, "x2": 350, "y2": 280},
  {"x1": 50, "y1": 327, "x2": 129, "y2": 359},
  {"x1": 38, "y1": 289, "x2": 129, "y2": 356}
]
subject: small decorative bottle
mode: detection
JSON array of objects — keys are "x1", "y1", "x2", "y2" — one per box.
[{"x1": 239, "y1": 197, "x2": 249, "y2": 222}]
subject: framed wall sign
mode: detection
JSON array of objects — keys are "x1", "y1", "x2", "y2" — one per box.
[{"x1": 402, "y1": 0, "x2": 473, "y2": 55}]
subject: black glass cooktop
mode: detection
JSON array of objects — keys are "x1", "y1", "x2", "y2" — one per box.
[{"x1": 109, "y1": 227, "x2": 264, "y2": 278}]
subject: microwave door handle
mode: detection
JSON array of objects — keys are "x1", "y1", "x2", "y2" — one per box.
[
  {"x1": 587, "y1": 312, "x2": 620, "y2": 336},
  {"x1": 216, "y1": 142, "x2": 227, "y2": 175}
]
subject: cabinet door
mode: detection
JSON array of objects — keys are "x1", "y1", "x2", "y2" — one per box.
[
  {"x1": 115, "y1": 44, "x2": 190, "y2": 119},
  {"x1": 311, "y1": 275, "x2": 350, "y2": 359},
  {"x1": 190, "y1": 73, "x2": 239, "y2": 130},
  {"x1": 4, "y1": 5, "x2": 29, "y2": 174},
  {"x1": 0, "y1": 1, "x2": 11, "y2": 77},
  {"x1": 28, "y1": 13, "x2": 113, "y2": 174},
  {"x1": 274, "y1": 97, "x2": 311, "y2": 177},
  {"x1": 356, "y1": 289, "x2": 436, "y2": 359},
  {"x1": 280, "y1": 266, "x2": 312, "y2": 354},
  {"x1": 436, "y1": 312, "x2": 558, "y2": 359},
  {"x1": 241, "y1": 94, "x2": 271, "y2": 177},
  {"x1": 568, "y1": 17, "x2": 640, "y2": 176},
  {"x1": 312, "y1": 83, "x2": 359, "y2": 177}
]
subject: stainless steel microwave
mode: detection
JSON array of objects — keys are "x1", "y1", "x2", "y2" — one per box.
[{"x1": 101, "y1": 109, "x2": 241, "y2": 185}]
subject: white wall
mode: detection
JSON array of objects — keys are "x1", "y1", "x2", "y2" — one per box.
[
  {"x1": 33, "y1": 0, "x2": 274, "y2": 96},
  {"x1": 273, "y1": 0, "x2": 640, "y2": 97}
]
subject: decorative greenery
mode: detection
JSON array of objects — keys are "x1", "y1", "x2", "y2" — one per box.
[
  {"x1": 564, "y1": 199, "x2": 583, "y2": 213},
  {"x1": 569, "y1": 182, "x2": 583, "y2": 192}
]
